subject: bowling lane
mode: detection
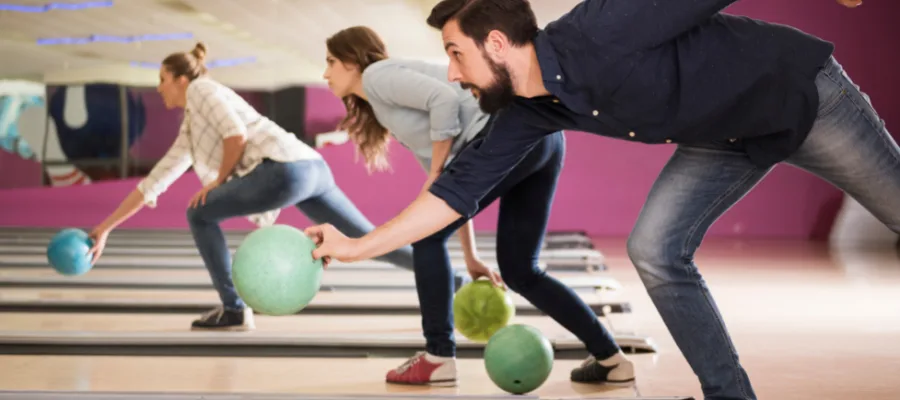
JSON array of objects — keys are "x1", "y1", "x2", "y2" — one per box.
[
  {"x1": 0, "y1": 355, "x2": 650, "y2": 399},
  {"x1": 0, "y1": 253, "x2": 571, "y2": 271},
  {"x1": 0, "y1": 311, "x2": 583, "y2": 338},
  {"x1": 0, "y1": 253, "x2": 453, "y2": 270},
  {"x1": 0, "y1": 290, "x2": 654, "y2": 357},
  {"x1": 0, "y1": 245, "x2": 604, "y2": 266},
  {"x1": 0, "y1": 287, "x2": 627, "y2": 313},
  {"x1": 0, "y1": 267, "x2": 621, "y2": 292}
]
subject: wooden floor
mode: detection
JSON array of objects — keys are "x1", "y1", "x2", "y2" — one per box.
[{"x1": 1, "y1": 237, "x2": 899, "y2": 399}]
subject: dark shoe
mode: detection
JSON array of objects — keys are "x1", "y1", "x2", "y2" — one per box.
[
  {"x1": 190, "y1": 306, "x2": 255, "y2": 331},
  {"x1": 570, "y1": 353, "x2": 636, "y2": 386}
]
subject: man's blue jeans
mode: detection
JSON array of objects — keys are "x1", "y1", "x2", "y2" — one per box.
[
  {"x1": 627, "y1": 56, "x2": 899, "y2": 399},
  {"x1": 186, "y1": 158, "x2": 415, "y2": 311}
]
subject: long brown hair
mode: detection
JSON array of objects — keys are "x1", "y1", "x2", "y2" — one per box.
[
  {"x1": 162, "y1": 42, "x2": 208, "y2": 81},
  {"x1": 326, "y1": 26, "x2": 390, "y2": 172}
]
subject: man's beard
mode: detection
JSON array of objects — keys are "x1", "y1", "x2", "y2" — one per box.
[{"x1": 460, "y1": 52, "x2": 515, "y2": 114}]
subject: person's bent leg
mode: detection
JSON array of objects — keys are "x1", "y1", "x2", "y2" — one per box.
[
  {"x1": 187, "y1": 159, "x2": 317, "y2": 330},
  {"x1": 412, "y1": 219, "x2": 470, "y2": 359},
  {"x1": 628, "y1": 144, "x2": 771, "y2": 400},
  {"x1": 296, "y1": 184, "x2": 418, "y2": 271},
  {"x1": 484, "y1": 133, "x2": 630, "y2": 385},
  {"x1": 384, "y1": 218, "x2": 470, "y2": 386},
  {"x1": 294, "y1": 160, "x2": 468, "y2": 386},
  {"x1": 293, "y1": 161, "x2": 476, "y2": 287},
  {"x1": 292, "y1": 160, "x2": 419, "y2": 269},
  {"x1": 786, "y1": 56, "x2": 900, "y2": 235}
]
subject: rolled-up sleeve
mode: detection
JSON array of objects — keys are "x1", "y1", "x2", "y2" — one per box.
[
  {"x1": 429, "y1": 109, "x2": 553, "y2": 218},
  {"x1": 186, "y1": 80, "x2": 247, "y2": 139},
  {"x1": 136, "y1": 126, "x2": 193, "y2": 207},
  {"x1": 362, "y1": 63, "x2": 461, "y2": 142}
]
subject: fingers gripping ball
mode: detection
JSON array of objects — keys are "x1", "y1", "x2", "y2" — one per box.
[
  {"x1": 453, "y1": 279, "x2": 516, "y2": 342},
  {"x1": 47, "y1": 228, "x2": 94, "y2": 276},
  {"x1": 232, "y1": 225, "x2": 323, "y2": 316},
  {"x1": 484, "y1": 324, "x2": 554, "y2": 395}
]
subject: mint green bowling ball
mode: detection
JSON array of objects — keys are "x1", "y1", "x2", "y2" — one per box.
[
  {"x1": 453, "y1": 279, "x2": 516, "y2": 342},
  {"x1": 232, "y1": 224, "x2": 323, "y2": 316},
  {"x1": 484, "y1": 324, "x2": 554, "y2": 394}
]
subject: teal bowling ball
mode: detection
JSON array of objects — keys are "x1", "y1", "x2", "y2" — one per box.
[
  {"x1": 232, "y1": 224, "x2": 323, "y2": 316},
  {"x1": 46, "y1": 228, "x2": 94, "y2": 276}
]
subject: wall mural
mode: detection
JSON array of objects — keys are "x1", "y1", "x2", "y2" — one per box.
[
  {"x1": 46, "y1": 83, "x2": 148, "y2": 182},
  {"x1": 1, "y1": 80, "x2": 324, "y2": 189},
  {"x1": 0, "y1": 80, "x2": 91, "y2": 186}
]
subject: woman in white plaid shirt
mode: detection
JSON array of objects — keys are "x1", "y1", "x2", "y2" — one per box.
[{"x1": 85, "y1": 42, "x2": 418, "y2": 331}]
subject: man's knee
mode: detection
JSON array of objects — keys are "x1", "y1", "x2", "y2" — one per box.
[
  {"x1": 627, "y1": 225, "x2": 687, "y2": 290},
  {"x1": 626, "y1": 230, "x2": 670, "y2": 267}
]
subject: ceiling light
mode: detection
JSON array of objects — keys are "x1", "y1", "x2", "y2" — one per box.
[
  {"x1": 37, "y1": 32, "x2": 193, "y2": 45},
  {"x1": 130, "y1": 57, "x2": 257, "y2": 69},
  {"x1": 0, "y1": 1, "x2": 113, "y2": 13}
]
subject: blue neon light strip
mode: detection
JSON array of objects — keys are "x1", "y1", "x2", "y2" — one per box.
[
  {"x1": 0, "y1": 1, "x2": 113, "y2": 13},
  {"x1": 37, "y1": 32, "x2": 194, "y2": 45},
  {"x1": 130, "y1": 57, "x2": 258, "y2": 70}
]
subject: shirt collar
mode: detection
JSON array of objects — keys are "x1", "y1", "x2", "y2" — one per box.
[{"x1": 533, "y1": 30, "x2": 565, "y2": 86}]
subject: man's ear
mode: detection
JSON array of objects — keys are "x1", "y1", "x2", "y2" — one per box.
[{"x1": 484, "y1": 29, "x2": 508, "y2": 59}]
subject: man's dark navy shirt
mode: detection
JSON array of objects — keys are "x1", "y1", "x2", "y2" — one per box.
[{"x1": 430, "y1": 0, "x2": 835, "y2": 219}]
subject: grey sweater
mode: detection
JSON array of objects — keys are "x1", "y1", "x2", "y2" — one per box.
[{"x1": 361, "y1": 58, "x2": 490, "y2": 171}]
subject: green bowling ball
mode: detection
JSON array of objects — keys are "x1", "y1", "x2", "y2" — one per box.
[
  {"x1": 453, "y1": 279, "x2": 516, "y2": 342},
  {"x1": 483, "y1": 324, "x2": 554, "y2": 394},
  {"x1": 232, "y1": 224, "x2": 323, "y2": 316}
]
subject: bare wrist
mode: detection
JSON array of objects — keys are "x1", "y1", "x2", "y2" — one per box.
[
  {"x1": 94, "y1": 223, "x2": 112, "y2": 235},
  {"x1": 352, "y1": 237, "x2": 372, "y2": 262}
]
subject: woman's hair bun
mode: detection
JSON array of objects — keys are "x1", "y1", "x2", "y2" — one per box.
[{"x1": 190, "y1": 42, "x2": 208, "y2": 63}]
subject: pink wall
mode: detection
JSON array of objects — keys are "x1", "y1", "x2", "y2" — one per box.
[
  {"x1": 1, "y1": 1, "x2": 897, "y2": 239},
  {"x1": 0, "y1": 150, "x2": 42, "y2": 189},
  {"x1": 305, "y1": 87, "x2": 345, "y2": 139}
]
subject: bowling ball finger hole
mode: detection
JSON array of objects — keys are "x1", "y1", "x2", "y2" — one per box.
[{"x1": 513, "y1": 380, "x2": 521, "y2": 385}]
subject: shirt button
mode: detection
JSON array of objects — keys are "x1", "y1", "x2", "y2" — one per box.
[
  {"x1": 552, "y1": 98, "x2": 559, "y2": 103},
  {"x1": 592, "y1": 110, "x2": 599, "y2": 116},
  {"x1": 628, "y1": 131, "x2": 636, "y2": 137},
  {"x1": 556, "y1": 75, "x2": 562, "y2": 80},
  {"x1": 665, "y1": 139, "x2": 672, "y2": 143},
  {"x1": 728, "y1": 138, "x2": 737, "y2": 143}
]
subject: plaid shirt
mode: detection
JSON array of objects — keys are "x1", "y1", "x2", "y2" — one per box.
[{"x1": 137, "y1": 76, "x2": 321, "y2": 226}]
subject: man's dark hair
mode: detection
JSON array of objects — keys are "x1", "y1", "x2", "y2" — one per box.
[{"x1": 426, "y1": 0, "x2": 538, "y2": 47}]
